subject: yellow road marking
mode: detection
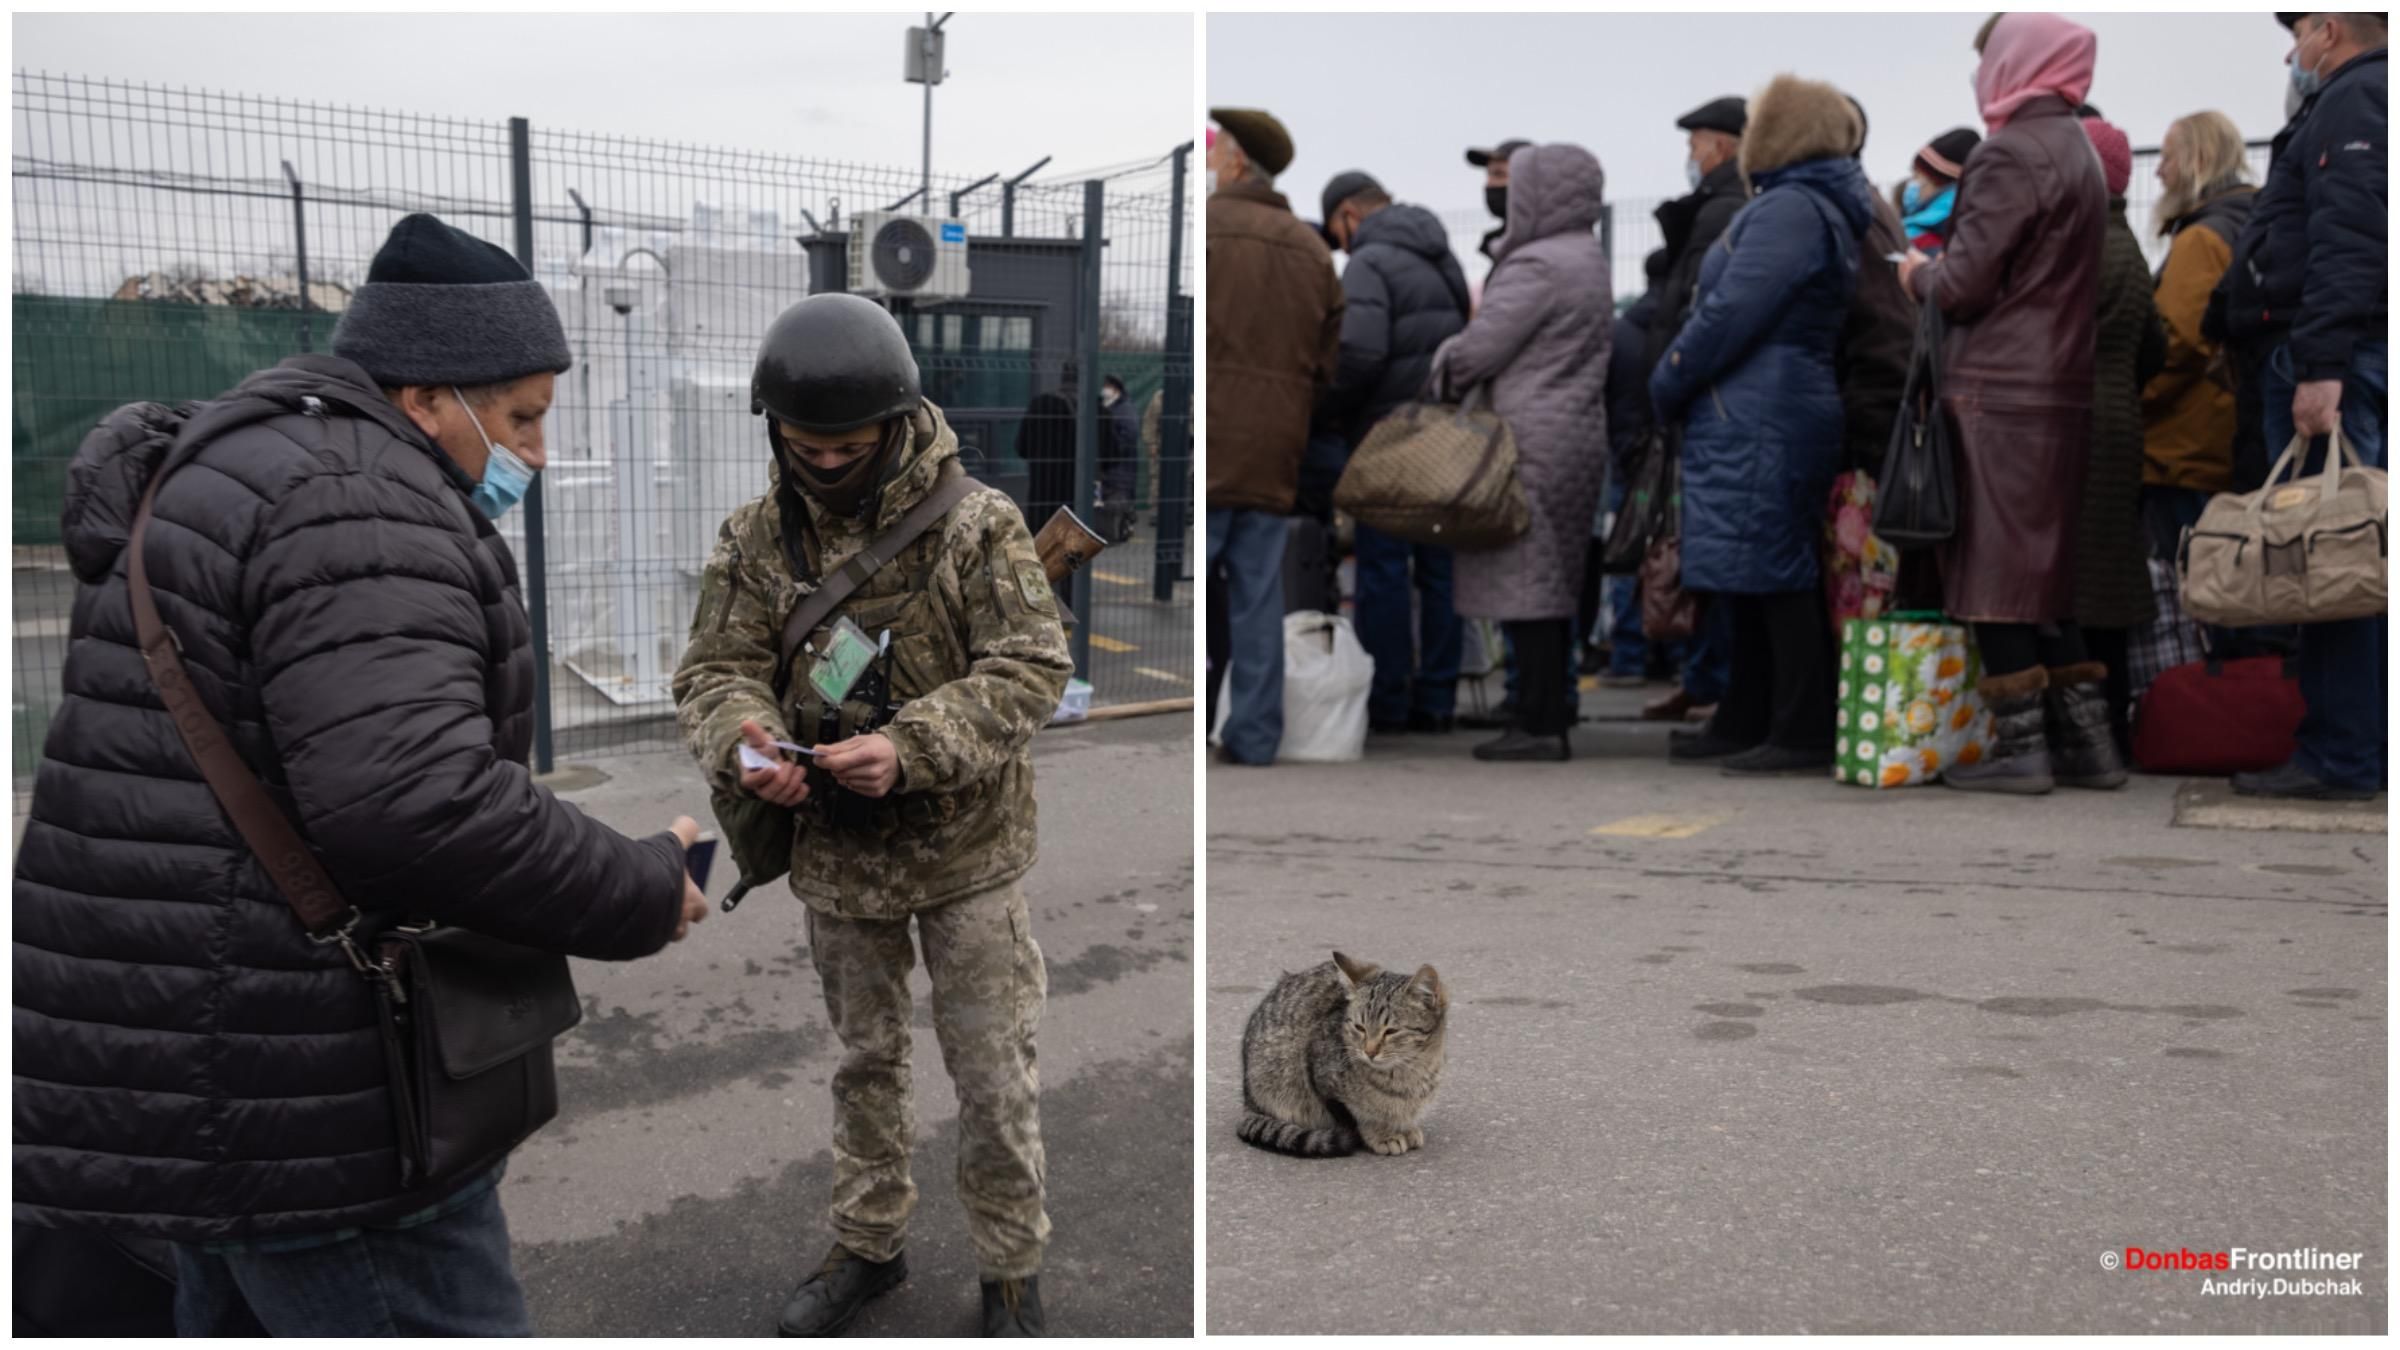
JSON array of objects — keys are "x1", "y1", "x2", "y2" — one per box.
[
  {"x1": 1133, "y1": 666, "x2": 1191, "y2": 686},
  {"x1": 1091, "y1": 570, "x2": 1139, "y2": 586},
  {"x1": 1591, "y1": 813, "x2": 1730, "y2": 840},
  {"x1": 1088, "y1": 635, "x2": 1136, "y2": 653}
]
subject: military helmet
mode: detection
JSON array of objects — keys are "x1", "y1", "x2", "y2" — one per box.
[{"x1": 751, "y1": 294, "x2": 921, "y2": 435}]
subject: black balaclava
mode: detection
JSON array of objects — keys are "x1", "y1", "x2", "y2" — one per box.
[{"x1": 780, "y1": 416, "x2": 908, "y2": 520}]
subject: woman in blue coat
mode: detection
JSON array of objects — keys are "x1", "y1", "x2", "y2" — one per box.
[{"x1": 1650, "y1": 74, "x2": 1875, "y2": 776}]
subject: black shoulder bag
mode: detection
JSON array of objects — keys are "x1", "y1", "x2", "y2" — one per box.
[
  {"x1": 1871, "y1": 293, "x2": 1959, "y2": 548},
  {"x1": 126, "y1": 430, "x2": 580, "y2": 1193}
]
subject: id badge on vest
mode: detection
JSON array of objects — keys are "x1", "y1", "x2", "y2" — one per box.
[{"x1": 808, "y1": 615, "x2": 882, "y2": 707}]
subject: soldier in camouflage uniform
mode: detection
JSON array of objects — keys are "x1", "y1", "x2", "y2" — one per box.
[{"x1": 673, "y1": 295, "x2": 1071, "y2": 1338}]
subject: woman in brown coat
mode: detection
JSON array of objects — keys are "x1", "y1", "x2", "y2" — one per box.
[
  {"x1": 2140, "y1": 111, "x2": 2257, "y2": 555},
  {"x1": 1901, "y1": 11, "x2": 2109, "y2": 796}
]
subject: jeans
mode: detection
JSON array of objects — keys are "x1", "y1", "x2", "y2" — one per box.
[
  {"x1": 1682, "y1": 599, "x2": 1733, "y2": 705},
  {"x1": 2262, "y1": 340, "x2": 2387, "y2": 789},
  {"x1": 171, "y1": 1175, "x2": 530, "y2": 1336},
  {"x1": 1208, "y1": 507, "x2": 1288, "y2": 764},
  {"x1": 1602, "y1": 477, "x2": 1649, "y2": 678},
  {"x1": 1353, "y1": 524, "x2": 1462, "y2": 722}
]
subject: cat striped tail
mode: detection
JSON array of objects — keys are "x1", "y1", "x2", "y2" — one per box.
[{"x1": 1236, "y1": 1112, "x2": 1360, "y2": 1157}]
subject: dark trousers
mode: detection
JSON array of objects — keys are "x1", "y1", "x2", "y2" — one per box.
[
  {"x1": 1710, "y1": 592, "x2": 1834, "y2": 751},
  {"x1": 1974, "y1": 621, "x2": 2088, "y2": 679},
  {"x1": 2263, "y1": 339, "x2": 2388, "y2": 789},
  {"x1": 1502, "y1": 619, "x2": 1573, "y2": 735},
  {"x1": 1354, "y1": 524, "x2": 1462, "y2": 722},
  {"x1": 2084, "y1": 624, "x2": 2134, "y2": 755}
]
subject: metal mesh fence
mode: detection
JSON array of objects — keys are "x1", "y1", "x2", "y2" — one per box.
[{"x1": 12, "y1": 72, "x2": 1193, "y2": 783}]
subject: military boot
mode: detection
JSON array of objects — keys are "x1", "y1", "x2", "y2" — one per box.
[
  {"x1": 779, "y1": 1244, "x2": 906, "y2": 1337},
  {"x1": 982, "y1": 1275, "x2": 1046, "y2": 1337},
  {"x1": 1942, "y1": 667, "x2": 2054, "y2": 795},
  {"x1": 2043, "y1": 662, "x2": 2127, "y2": 790}
]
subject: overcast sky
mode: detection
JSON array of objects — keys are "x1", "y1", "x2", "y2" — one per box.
[
  {"x1": 14, "y1": 12, "x2": 1195, "y2": 185},
  {"x1": 1211, "y1": 11, "x2": 2296, "y2": 285}
]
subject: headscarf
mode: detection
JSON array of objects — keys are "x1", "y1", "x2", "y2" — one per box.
[
  {"x1": 2080, "y1": 116, "x2": 2132, "y2": 197},
  {"x1": 1973, "y1": 12, "x2": 2097, "y2": 133}
]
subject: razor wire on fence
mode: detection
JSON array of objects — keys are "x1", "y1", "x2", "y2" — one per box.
[{"x1": 12, "y1": 72, "x2": 1194, "y2": 784}]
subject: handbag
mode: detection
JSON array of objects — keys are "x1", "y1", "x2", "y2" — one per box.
[
  {"x1": 1333, "y1": 384, "x2": 1531, "y2": 550},
  {"x1": 2132, "y1": 654, "x2": 2305, "y2": 776},
  {"x1": 1639, "y1": 532, "x2": 1700, "y2": 642},
  {"x1": 125, "y1": 443, "x2": 580, "y2": 1193},
  {"x1": 2127, "y1": 557, "x2": 2205, "y2": 702},
  {"x1": 2179, "y1": 428, "x2": 2387, "y2": 626},
  {"x1": 1871, "y1": 294, "x2": 1958, "y2": 547},
  {"x1": 1602, "y1": 425, "x2": 1678, "y2": 575}
]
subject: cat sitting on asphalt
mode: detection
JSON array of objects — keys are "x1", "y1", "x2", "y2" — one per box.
[{"x1": 1236, "y1": 951, "x2": 1447, "y2": 1157}]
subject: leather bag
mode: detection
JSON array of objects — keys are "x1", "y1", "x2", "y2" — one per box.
[{"x1": 1333, "y1": 385, "x2": 1531, "y2": 550}]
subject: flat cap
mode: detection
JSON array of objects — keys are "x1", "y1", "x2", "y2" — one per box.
[
  {"x1": 1675, "y1": 96, "x2": 1747, "y2": 137},
  {"x1": 1209, "y1": 107, "x2": 1294, "y2": 176},
  {"x1": 1465, "y1": 138, "x2": 1532, "y2": 167}
]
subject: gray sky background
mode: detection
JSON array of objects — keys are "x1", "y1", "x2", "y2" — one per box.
[
  {"x1": 1210, "y1": 11, "x2": 2295, "y2": 286},
  {"x1": 14, "y1": 12, "x2": 1195, "y2": 184}
]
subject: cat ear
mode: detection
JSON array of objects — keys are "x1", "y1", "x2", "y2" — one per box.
[
  {"x1": 1332, "y1": 951, "x2": 1380, "y2": 986},
  {"x1": 1412, "y1": 964, "x2": 1447, "y2": 1009}
]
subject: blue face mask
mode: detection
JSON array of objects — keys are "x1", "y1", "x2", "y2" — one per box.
[
  {"x1": 1685, "y1": 157, "x2": 1704, "y2": 191},
  {"x1": 2289, "y1": 53, "x2": 2324, "y2": 100},
  {"x1": 455, "y1": 386, "x2": 535, "y2": 519},
  {"x1": 1903, "y1": 179, "x2": 1924, "y2": 213}
]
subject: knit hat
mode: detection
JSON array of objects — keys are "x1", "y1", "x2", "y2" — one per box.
[
  {"x1": 2081, "y1": 115, "x2": 2133, "y2": 197},
  {"x1": 1208, "y1": 108, "x2": 1294, "y2": 177},
  {"x1": 331, "y1": 213, "x2": 572, "y2": 387},
  {"x1": 1915, "y1": 128, "x2": 1982, "y2": 183}
]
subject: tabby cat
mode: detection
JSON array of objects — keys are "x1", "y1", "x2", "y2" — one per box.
[{"x1": 1237, "y1": 951, "x2": 1447, "y2": 1157}]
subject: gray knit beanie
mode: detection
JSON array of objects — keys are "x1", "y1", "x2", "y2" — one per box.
[{"x1": 331, "y1": 213, "x2": 572, "y2": 386}]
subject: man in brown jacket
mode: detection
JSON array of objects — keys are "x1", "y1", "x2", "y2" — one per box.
[{"x1": 1206, "y1": 107, "x2": 1343, "y2": 765}]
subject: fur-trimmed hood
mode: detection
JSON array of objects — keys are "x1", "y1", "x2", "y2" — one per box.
[{"x1": 1739, "y1": 74, "x2": 1863, "y2": 185}]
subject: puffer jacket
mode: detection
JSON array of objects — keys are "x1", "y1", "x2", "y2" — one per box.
[
  {"x1": 1646, "y1": 159, "x2": 1750, "y2": 373},
  {"x1": 13, "y1": 356, "x2": 686, "y2": 1242},
  {"x1": 1653, "y1": 76, "x2": 1873, "y2": 597},
  {"x1": 1431, "y1": 143, "x2": 1613, "y2": 623},
  {"x1": 1207, "y1": 179, "x2": 1344, "y2": 514},
  {"x1": 1321, "y1": 202, "x2": 1471, "y2": 447}
]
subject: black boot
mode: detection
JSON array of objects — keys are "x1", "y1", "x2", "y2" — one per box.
[
  {"x1": 1943, "y1": 667, "x2": 2054, "y2": 795},
  {"x1": 1720, "y1": 743, "x2": 1836, "y2": 777},
  {"x1": 982, "y1": 1275, "x2": 1046, "y2": 1336},
  {"x1": 1668, "y1": 723, "x2": 1755, "y2": 762},
  {"x1": 1472, "y1": 727, "x2": 1570, "y2": 762},
  {"x1": 779, "y1": 1244, "x2": 907, "y2": 1337},
  {"x1": 2044, "y1": 662, "x2": 2127, "y2": 790}
]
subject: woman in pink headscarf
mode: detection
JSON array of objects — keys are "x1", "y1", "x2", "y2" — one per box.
[{"x1": 1897, "y1": 11, "x2": 2109, "y2": 796}]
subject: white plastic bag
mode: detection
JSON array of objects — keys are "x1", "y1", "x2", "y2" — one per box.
[{"x1": 1277, "y1": 610, "x2": 1374, "y2": 763}]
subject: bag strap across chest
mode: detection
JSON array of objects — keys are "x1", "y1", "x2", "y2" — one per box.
[{"x1": 777, "y1": 465, "x2": 985, "y2": 680}]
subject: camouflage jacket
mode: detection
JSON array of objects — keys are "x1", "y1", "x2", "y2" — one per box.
[{"x1": 673, "y1": 401, "x2": 1073, "y2": 918}]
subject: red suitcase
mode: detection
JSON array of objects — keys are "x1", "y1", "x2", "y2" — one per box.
[{"x1": 2131, "y1": 655, "x2": 2305, "y2": 776}]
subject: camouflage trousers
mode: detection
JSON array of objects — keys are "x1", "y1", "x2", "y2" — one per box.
[{"x1": 804, "y1": 879, "x2": 1050, "y2": 1280}]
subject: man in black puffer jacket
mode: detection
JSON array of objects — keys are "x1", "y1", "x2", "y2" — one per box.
[
  {"x1": 1318, "y1": 171, "x2": 1472, "y2": 735},
  {"x1": 2212, "y1": 13, "x2": 2387, "y2": 801},
  {"x1": 12, "y1": 213, "x2": 708, "y2": 1335}
]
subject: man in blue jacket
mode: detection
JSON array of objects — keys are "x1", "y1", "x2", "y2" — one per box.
[
  {"x1": 2220, "y1": 11, "x2": 2386, "y2": 800},
  {"x1": 1319, "y1": 170, "x2": 1472, "y2": 735}
]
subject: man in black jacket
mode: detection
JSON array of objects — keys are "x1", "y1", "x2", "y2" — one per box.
[
  {"x1": 12, "y1": 213, "x2": 708, "y2": 1334},
  {"x1": 2218, "y1": 12, "x2": 2387, "y2": 801},
  {"x1": 1645, "y1": 96, "x2": 1749, "y2": 728},
  {"x1": 1320, "y1": 170, "x2": 1472, "y2": 733}
]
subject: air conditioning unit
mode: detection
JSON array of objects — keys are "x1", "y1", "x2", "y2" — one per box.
[{"x1": 846, "y1": 211, "x2": 971, "y2": 302}]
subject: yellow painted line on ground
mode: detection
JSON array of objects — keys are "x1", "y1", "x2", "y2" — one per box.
[
  {"x1": 1133, "y1": 666, "x2": 1191, "y2": 686},
  {"x1": 1091, "y1": 570, "x2": 1139, "y2": 586},
  {"x1": 1088, "y1": 635, "x2": 1136, "y2": 653},
  {"x1": 1590, "y1": 813, "x2": 1731, "y2": 840},
  {"x1": 1578, "y1": 674, "x2": 1599, "y2": 693}
]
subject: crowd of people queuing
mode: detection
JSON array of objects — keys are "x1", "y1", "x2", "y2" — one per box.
[{"x1": 1206, "y1": 9, "x2": 2387, "y2": 800}]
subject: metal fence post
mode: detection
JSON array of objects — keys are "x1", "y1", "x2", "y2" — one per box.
[
  {"x1": 509, "y1": 116, "x2": 555, "y2": 775},
  {"x1": 281, "y1": 160, "x2": 310, "y2": 351},
  {"x1": 1071, "y1": 178, "x2": 1103, "y2": 681},
  {"x1": 1154, "y1": 140, "x2": 1193, "y2": 603}
]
